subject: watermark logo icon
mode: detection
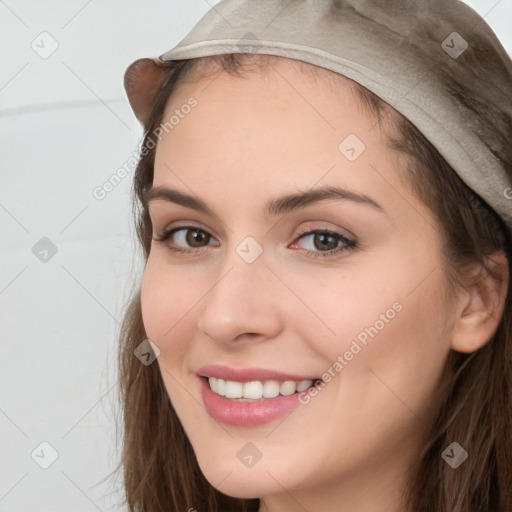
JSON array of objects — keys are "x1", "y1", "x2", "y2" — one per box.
[
  {"x1": 134, "y1": 339, "x2": 160, "y2": 365},
  {"x1": 339, "y1": 134, "x2": 366, "y2": 161},
  {"x1": 32, "y1": 237, "x2": 58, "y2": 263},
  {"x1": 237, "y1": 442, "x2": 263, "y2": 468},
  {"x1": 236, "y1": 32, "x2": 261, "y2": 54},
  {"x1": 441, "y1": 442, "x2": 468, "y2": 469},
  {"x1": 31, "y1": 441, "x2": 59, "y2": 469},
  {"x1": 31, "y1": 32, "x2": 59, "y2": 59},
  {"x1": 442, "y1": 32, "x2": 468, "y2": 59},
  {"x1": 236, "y1": 236, "x2": 263, "y2": 263}
]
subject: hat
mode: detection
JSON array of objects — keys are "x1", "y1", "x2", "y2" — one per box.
[{"x1": 124, "y1": 0, "x2": 512, "y2": 231}]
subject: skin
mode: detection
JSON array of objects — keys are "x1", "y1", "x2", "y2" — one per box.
[{"x1": 140, "y1": 56, "x2": 507, "y2": 512}]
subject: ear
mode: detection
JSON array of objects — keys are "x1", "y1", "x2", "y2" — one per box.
[
  {"x1": 451, "y1": 251, "x2": 509, "y2": 353},
  {"x1": 124, "y1": 57, "x2": 172, "y2": 125}
]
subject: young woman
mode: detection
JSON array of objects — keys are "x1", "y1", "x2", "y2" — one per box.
[{"x1": 117, "y1": 1, "x2": 512, "y2": 510}]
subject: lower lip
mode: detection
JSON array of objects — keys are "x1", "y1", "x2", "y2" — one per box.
[{"x1": 199, "y1": 377, "x2": 303, "y2": 427}]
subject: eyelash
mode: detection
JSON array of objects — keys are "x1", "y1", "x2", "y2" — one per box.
[{"x1": 153, "y1": 223, "x2": 357, "y2": 259}]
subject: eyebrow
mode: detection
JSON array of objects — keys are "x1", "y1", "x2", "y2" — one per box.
[{"x1": 144, "y1": 185, "x2": 385, "y2": 217}]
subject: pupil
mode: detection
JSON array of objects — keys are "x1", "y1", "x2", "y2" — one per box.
[
  {"x1": 188, "y1": 229, "x2": 208, "y2": 247},
  {"x1": 315, "y1": 233, "x2": 337, "y2": 251}
]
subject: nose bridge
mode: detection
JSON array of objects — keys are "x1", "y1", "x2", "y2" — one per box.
[{"x1": 196, "y1": 238, "x2": 282, "y2": 343}]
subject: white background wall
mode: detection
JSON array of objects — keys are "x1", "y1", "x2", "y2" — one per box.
[{"x1": 1, "y1": 1, "x2": 511, "y2": 510}]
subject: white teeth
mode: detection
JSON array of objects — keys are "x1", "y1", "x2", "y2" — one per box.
[
  {"x1": 208, "y1": 377, "x2": 314, "y2": 399},
  {"x1": 225, "y1": 380, "x2": 243, "y2": 398},
  {"x1": 208, "y1": 377, "x2": 218, "y2": 393},
  {"x1": 216, "y1": 377, "x2": 226, "y2": 396},
  {"x1": 262, "y1": 380, "x2": 280, "y2": 398},
  {"x1": 280, "y1": 380, "x2": 297, "y2": 396},
  {"x1": 243, "y1": 381, "x2": 263, "y2": 399}
]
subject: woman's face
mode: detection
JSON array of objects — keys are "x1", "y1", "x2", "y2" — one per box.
[{"x1": 141, "y1": 58, "x2": 457, "y2": 509}]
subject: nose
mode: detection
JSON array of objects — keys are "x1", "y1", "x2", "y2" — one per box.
[{"x1": 196, "y1": 248, "x2": 283, "y2": 346}]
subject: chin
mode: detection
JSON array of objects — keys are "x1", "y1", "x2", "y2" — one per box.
[{"x1": 195, "y1": 455, "x2": 282, "y2": 499}]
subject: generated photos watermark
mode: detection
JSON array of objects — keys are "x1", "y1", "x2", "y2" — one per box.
[
  {"x1": 298, "y1": 301, "x2": 403, "y2": 404},
  {"x1": 92, "y1": 96, "x2": 198, "y2": 201}
]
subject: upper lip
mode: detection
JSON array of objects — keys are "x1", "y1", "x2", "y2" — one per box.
[{"x1": 196, "y1": 364, "x2": 319, "y2": 383}]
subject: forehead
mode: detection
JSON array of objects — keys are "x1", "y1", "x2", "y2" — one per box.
[
  {"x1": 148, "y1": 55, "x2": 440, "y2": 240},
  {"x1": 153, "y1": 55, "x2": 392, "y2": 186},
  {"x1": 146, "y1": 54, "x2": 444, "y2": 249},
  {"x1": 168, "y1": 55, "x2": 371, "y2": 130}
]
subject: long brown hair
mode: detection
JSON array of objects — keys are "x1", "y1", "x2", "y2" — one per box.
[{"x1": 115, "y1": 47, "x2": 512, "y2": 512}]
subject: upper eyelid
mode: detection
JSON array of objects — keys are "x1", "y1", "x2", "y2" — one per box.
[
  {"x1": 158, "y1": 224, "x2": 353, "y2": 245},
  {"x1": 147, "y1": 197, "x2": 371, "y2": 236},
  {"x1": 155, "y1": 221, "x2": 220, "y2": 241}
]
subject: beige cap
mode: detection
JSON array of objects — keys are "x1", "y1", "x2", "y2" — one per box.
[{"x1": 124, "y1": 0, "x2": 512, "y2": 231}]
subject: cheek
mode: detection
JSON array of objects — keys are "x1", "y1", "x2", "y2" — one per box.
[
  {"x1": 140, "y1": 256, "x2": 197, "y2": 356},
  {"x1": 287, "y1": 250, "x2": 442, "y2": 362},
  {"x1": 140, "y1": 257, "x2": 203, "y2": 417},
  {"x1": 292, "y1": 248, "x2": 452, "y2": 411}
]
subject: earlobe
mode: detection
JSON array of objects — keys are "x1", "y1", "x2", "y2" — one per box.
[{"x1": 450, "y1": 251, "x2": 509, "y2": 354}]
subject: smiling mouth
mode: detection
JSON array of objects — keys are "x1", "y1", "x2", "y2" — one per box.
[{"x1": 204, "y1": 376, "x2": 323, "y2": 401}]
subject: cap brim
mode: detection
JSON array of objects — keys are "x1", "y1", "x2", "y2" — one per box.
[{"x1": 124, "y1": 57, "x2": 173, "y2": 125}]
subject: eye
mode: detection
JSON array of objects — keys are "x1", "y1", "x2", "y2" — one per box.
[
  {"x1": 290, "y1": 224, "x2": 356, "y2": 258},
  {"x1": 153, "y1": 223, "x2": 356, "y2": 259},
  {"x1": 153, "y1": 226, "x2": 218, "y2": 254}
]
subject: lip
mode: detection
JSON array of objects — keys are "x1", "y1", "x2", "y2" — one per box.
[
  {"x1": 196, "y1": 364, "x2": 319, "y2": 383},
  {"x1": 196, "y1": 365, "x2": 321, "y2": 427},
  {"x1": 198, "y1": 376, "x2": 305, "y2": 427}
]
